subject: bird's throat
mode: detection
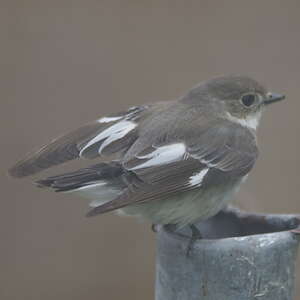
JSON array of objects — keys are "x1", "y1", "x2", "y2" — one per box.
[{"x1": 225, "y1": 111, "x2": 262, "y2": 130}]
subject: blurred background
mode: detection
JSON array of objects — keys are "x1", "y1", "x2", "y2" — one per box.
[{"x1": 2, "y1": 1, "x2": 300, "y2": 299}]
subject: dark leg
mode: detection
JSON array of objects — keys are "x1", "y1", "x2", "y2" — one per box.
[
  {"x1": 164, "y1": 224, "x2": 178, "y2": 233},
  {"x1": 151, "y1": 224, "x2": 158, "y2": 233},
  {"x1": 186, "y1": 224, "x2": 202, "y2": 257}
]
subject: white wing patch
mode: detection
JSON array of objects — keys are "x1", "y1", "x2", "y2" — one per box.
[
  {"x1": 88, "y1": 185, "x2": 122, "y2": 207},
  {"x1": 79, "y1": 120, "x2": 137, "y2": 157},
  {"x1": 98, "y1": 116, "x2": 124, "y2": 123},
  {"x1": 64, "y1": 182, "x2": 107, "y2": 193},
  {"x1": 64, "y1": 181, "x2": 122, "y2": 207},
  {"x1": 98, "y1": 106, "x2": 147, "y2": 124},
  {"x1": 129, "y1": 143, "x2": 186, "y2": 170},
  {"x1": 189, "y1": 168, "x2": 209, "y2": 187},
  {"x1": 98, "y1": 121, "x2": 136, "y2": 153}
]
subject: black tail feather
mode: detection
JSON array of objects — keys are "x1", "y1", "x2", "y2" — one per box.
[{"x1": 36, "y1": 162, "x2": 125, "y2": 192}]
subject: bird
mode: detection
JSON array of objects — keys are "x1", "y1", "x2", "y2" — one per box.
[{"x1": 9, "y1": 75, "x2": 285, "y2": 232}]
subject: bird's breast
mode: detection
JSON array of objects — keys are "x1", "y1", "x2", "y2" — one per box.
[{"x1": 119, "y1": 178, "x2": 243, "y2": 226}]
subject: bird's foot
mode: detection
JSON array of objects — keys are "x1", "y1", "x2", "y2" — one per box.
[{"x1": 186, "y1": 224, "x2": 202, "y2": 257}]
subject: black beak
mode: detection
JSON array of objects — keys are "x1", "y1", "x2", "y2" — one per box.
[{"x1": 264, "y1": 92, "x2": 285, "y2": 105}]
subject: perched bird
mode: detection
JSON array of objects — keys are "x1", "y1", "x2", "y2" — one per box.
[{"x1": 9, "y1": 75, "x2": 285, "y2": 229}]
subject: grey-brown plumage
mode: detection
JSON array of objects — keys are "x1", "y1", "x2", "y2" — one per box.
[
  {"x1": 9, "y1": 106, "x2": 147, "y2": 178},
  {"x1": 9, "y1": 75, "x2": 285, "y2": 226}
]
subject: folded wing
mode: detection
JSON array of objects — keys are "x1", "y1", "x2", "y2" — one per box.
[
  {"x1": 9, "y1": 105, "x2": 148, "y2": 178},
  {"x1": 87, "y1": 121, "x2": 259, "y2": 216}
]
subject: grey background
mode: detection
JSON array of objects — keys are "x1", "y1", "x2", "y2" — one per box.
[{"x1": 2, "y1": 1, "x2": 300, "y2": 299}]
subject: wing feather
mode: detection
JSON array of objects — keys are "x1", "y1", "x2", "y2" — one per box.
[
  {"x1": 9, "y1": 106, "x2": 147, "y2": 178},
  {"x1": 87, "y1": 120, "x2": 258, "y2": 216}
]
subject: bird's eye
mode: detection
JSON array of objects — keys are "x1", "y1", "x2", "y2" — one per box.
[{"x1": 241, "y1": 94, "x2": 256, "y2": 107}]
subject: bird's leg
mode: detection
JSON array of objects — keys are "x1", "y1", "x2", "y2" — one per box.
[
  {"x1": 186, "y1": 224, "x2": 202, "y2": 257},
  {"x1": 151, "y1": 224, "x2": 158, "y2": 233},
  {"x1": 164, "y1": 224, "x2": 178, "y2": 233}
]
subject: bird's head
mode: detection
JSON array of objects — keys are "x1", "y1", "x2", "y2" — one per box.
[{"x1": 183, "y1": 75, "x2": 285, "y2": 130}]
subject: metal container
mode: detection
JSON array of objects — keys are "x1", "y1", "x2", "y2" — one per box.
[{"x1": 155, "y1": 207, "x2": 300, "y2": 300}]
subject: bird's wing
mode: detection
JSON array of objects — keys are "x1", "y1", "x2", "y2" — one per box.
[
  {"x1": 87, "y1": 121, "x2": 258, "y2": 216},
  {"x1": 9, "y1": 105, "x2": 149, "y2": 178}
]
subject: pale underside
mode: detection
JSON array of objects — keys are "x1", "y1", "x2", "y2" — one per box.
[
  {"x1": 10, "y1": 101, "x2": 258, "y2": 226},
  {"x1": 68, "y1": 177, "x2": 243, "y2": 226}
]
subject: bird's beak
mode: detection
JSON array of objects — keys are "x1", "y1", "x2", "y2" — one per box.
[{"x1": 264, "y1": 92, "x2": 285, "y2": 105}]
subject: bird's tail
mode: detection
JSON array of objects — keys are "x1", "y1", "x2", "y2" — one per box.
[{"x1": 36, "y1": 162, "x2": 126, "y2": 208}]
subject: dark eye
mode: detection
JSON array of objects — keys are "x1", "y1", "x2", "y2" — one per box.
[{"x1": 241, "y1": 94, "x2": 256, "y2": 107}]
